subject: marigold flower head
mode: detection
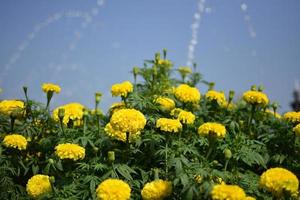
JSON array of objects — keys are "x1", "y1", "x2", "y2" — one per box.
[
  {"x1": 174, "y1": 84, "x2": 201, "y2": 104},
  {"x1": 265, "y1": 109, "x2": 281, "y2": 119},
  {"x1": 104, "y1": 123, "x2": 140, "y2": 142},
  {"x1": 110, "y1": 108, "x2": 146, "y2": 134},
  {"x1": 283, "y1": 111, "x2": 300, "y2": 123},
  {"x1": 42, "y1": 83, "x2": 61, "y2": 94},
  {"x1": 177, "y1": 110, "x2": 195, "y2": 125},
  {"x1": 55, "y1": 143, "x2": 85, "y2": 161},
  {"x1": 26, "y1": 174, "x2": 52, "y2": 198},
  {"x1": 156, "y1": 118, "x2": 182, "y2": 133},
  {"x1": 293, "y1": 124, "x2": 300, "y2": 136},
  {"x1": 96, "y1": 179, "x2": 131, "y2": 200},
  {"x1": 155, "y1": 97, "x2": 175, "y2": 111},
  {"x1": 259, "y1": 167, "x2": 299, "y2": 197},
  {"x1": 211, "y1": 184, "x2": 246, "y2": 200},
  {"x1": 242, "y1": 90, "x2": 269, "y2": 106},
  {"x1": 198, "y1": 122, "x2": 226, "y2": 138},
  {"x1": 53, "y1": 102, "x2": 85, "y2": 126},
  {"x1": 3, "y1": 134, "x2": 27, "y2": 150},
  {"x1": 0, "y1": 100, "x2": 24, "y2": 116},
  {"x1": 111, "y1": 81, "x2": 133, "y2": 97},
  {"x1": 205, "y1": 90, "x2": 227, "y2": 106},
  {"x1": 141, "y1": 179, "x2": 172, "y2": 200}
]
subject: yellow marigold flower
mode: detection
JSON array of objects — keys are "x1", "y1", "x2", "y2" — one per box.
[
  {"x1": 283, "y1": 111, "x2": 300, "y2": 123},
  {"x1": 265, "y1": 109, "x2": 281, "y2": 119},
  {"x1": 109, "y1": 102, "x2": 126, "y2": 114},
  {"x1": 96, "y1": 179, "x2": 131, "y2": 200},
  {"x1": 0, "y1": 100, "x2": 24, "y2": 116},
  {"x1": 55, "y1": 143, "x2": 85, "y2": 161},
  {"x1": 177, "y1": 110, "x2": 195, "y2": 125},
  {"x1": 156, "y1": 118, "x2": 182, "y2": 133},
  {"x1": 211, "y1": 184, "x2": 246, "y2": 200},
  {"x1": 259, "y1": 167, "x2": 299, "y2": 197},
  {"x1": 104, "y1": 123, "x2": 140, "y2": 142},
  {"x1": 198, "y1": 122, "x2": 226, "y2": 138},
  {"x1": 3, "y1": 134, "x2": 27, "y2": 150},
  {"x1": 293, "y1": 124, "x2": 300, "y2": 136},
  {"x1": 53, "y1": 102, "x2": 85, "y2": 126},
  {"x1": 26, "y1": 174, "x2": 52, "y2": 198},
  {"x1": 242, "y1": 90, "x2": 269, "y2": 106},
  {"x1": 111, "y1": 81, "x2": 133, "y2": 97},
  {"x1": 155, "y1": 97, "x2": 175, "y2": 111},
  {"x1": 42, "y1": 83, "x2": 61, "y2": 93},
  {"x1": 110, "y1": 109, "x2": 146, "y2": 134},
  {"x1": 141, "y1": 179, "x2": 172, "y2": 200},
  {"x1": 174, "y1": 84, "x2": 201, "y2": 104},
  {"x1": 206, "y1": 90, "x2": 227, "y2": 106}
]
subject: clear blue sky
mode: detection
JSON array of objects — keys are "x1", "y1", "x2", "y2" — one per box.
[{"x1": 0, "y1": 0, "x2": 299, "y2": 113}]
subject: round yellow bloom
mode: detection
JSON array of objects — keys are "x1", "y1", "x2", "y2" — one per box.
[
  {"x1": 53, "y1": 102, "x2": 85, "y2": 126},
  {"x1": 259, "y1": 167, "x2": 299, "y2": 197},
  {"x1": 111, "y1": 81, "x2": 133, "y2": 97},
  {"x1": 3, "y1": 134, "x2": 27, "y2": 150},
  {"x1": 104, "y1": 123, "x2": 140, "y2": 142},
  {"x1": 110, "y1": 109, "x2": 146, "y2": 134},
  {"x1": 198, "y1": 122, "x2": 226, "y2": 138},
  {"x1": 242, "y1": 90, "x2": 269, "y2": 106},
  {"x1": 205, "y1": 90, "x2": 227, "y2": 106},
  {"x1": 211, "y1": 184, "x2": 246, "y2": 200},
  {"x1": 177, "y1": 110, "x2": 195, "y2": 125},
  {"x1": 26, "y1": 174, "x2": 52, "y2": 198},
  {"x1": 155, "y1": 97, "x2": 175, "y2": 111},
  {"x1": 55, "y1": 143, "x2": 85, "y2": 161},
  {"x1": 265, "y1": 109, "x2": 281, "y2": 119},
  {"x1": 0, "y1": 100, "x2": 24, "y2": 116},
  {"x1": 174, "y1": 84, "x2": 201, "y2": 104},
  {"x1": 96, "y1": 179, "x2": 131, "y2": 200},
  {"x1": 293, "y1": 124, "x2": 300, "y2": 136},
  {"x1": 42, "y1": 83, "x2": 61, "y2": 93},
  {"x1": 156, "y1": 118, "x2": 182, "y2": 133},
  {"x1": 283, "y1": 111, "x2": 300, "y2": 123},
  {"x1": 141, "y1": 179, "x2": 172, "y2": 200}
]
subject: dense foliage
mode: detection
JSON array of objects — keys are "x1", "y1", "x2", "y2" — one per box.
[{"x1": 0, "y1": 50, "x2": 299, "y2": 200}]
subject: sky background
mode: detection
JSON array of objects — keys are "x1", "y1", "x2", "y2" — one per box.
[{"x1": 0, "y1": 0, "x2": 299, "y2": 113}]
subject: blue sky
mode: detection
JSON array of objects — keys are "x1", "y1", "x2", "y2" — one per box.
[{"x1": 0, "y1": 0, "x2": 299, "y2": 113}]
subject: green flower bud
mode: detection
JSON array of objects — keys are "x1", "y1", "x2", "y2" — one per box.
[
  {"x1": 48, "y1": 158, "x2": 54, "y2": 164},
  {"x1": 208, "y1": 82, "x2": 215, "y2": 90},
  {"x1": 108, "y1": 151, "x2": 115, "y2": 162},
  {"x1": 258, "y1": 85, "x2": 264, "y2": 92},
  {"x1": 251, "y1": 85, "x2": 257, "y2": 91},
  {"x1": 224, "y1": 149, "x2": 232, "y2": 159},
  {"x1": 83, "y1": 109, "x2": 89, "y2": 117},
  {"x1": 229, "y1": 90, "x2": 235, "y2": 102},
  {"x1": 58, "y1": 108, "x2": 65, "y2": 119},
  {"x1": 49, "y1": 176, "x2": 55, "y2": 183},
  {"x1": 95, "y1": 92, "x2": 102, "y2": 103},
  {"x1": 155, "y1": 52, "x2": 161, "y2": 62},
  {"x1": 132, "y1": 67, "x2": 139, "y2": 76}
]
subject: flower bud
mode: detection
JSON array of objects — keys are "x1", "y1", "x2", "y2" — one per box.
[
  {"x1": 95, "y1": 109, "x2": 103, "y2": 117},
  {"x1": 258, "y1": 85, "x2": 264, "y2": 92},
  {"x1": 48, "y1": 158, "x2": 54, "y2": 164},
  {"x1": 194, "y1": 175, "x2": 202, "y2": 184},
  {"x1": 95, "y1": 92, "x2": 102, "y2": 103},
  {"x1": 163, "y1": 48, "x2": 167, "y2": 58},
  {"x1": 49, "y1": 176, "x2": 55, "y2": 183},
  {"x1": 132, "y1": 67, "x2": 139, "y2": 76},
  {"x1": 251, "y1": 85, "x2": 257, "y2": 91},
  {"x1": 23, "y1": 86, "x2": 28, "y2": 95},
  {"x1": 83, "y1": 109, "x2": 89, "y2": 117},
  {"x1": 229, "y1": 90, "x2": 235, "y2": 102},
  {"x1": 224, "y1": 149, "x2": 232, "y2": 159},
  {"x1": 155, "y1": 52, "x2": 161, "y2": 62},
  {"x1": 272, "y1": 102, "x2": 279, "y2": 111},
  {"x1": 93, "y1": 147, "x2": 99, "y2": 152},
  {"x1": 58, "y1": 108, "x2": 65, "y2": 119},
  {"x1": 108, "y1": 151, "x2": 115, "y2": 162},
  {"x1": 208, "y1": 82, "x2": 215, "y2": 90}
]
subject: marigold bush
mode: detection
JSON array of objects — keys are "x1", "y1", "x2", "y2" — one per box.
[{"x1": 0, "y1": 51, "x2": 299, "y2": 199}]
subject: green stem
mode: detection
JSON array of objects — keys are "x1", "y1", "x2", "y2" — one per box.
[
  {"x1": 206, "y1": 135, "x2": 216, "y2": 159},
  {"x1": 248, "y1": 105, "x2": 256, "y2": 131},
  {"x1": 10, "y1": 117, "x2": 15, "y2": 133},
  {"x1": 165, "y1": 134, "x2": 169, "y2": 178},
  {"x1": 97, "y1": 115, "x2": 100, "y2": 134},
  {"x1": 224, "y1": 159, "x2": 229, "y2": 171},
  {"x1": 59, "y1": 119, "x2": 65, "y2": 136}
]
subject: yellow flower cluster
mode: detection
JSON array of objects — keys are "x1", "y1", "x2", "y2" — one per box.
[
  {"x1": 177, "y1": 110, "x2": 196, "y2": 125},
  {"x1": 205, "y1": 90, "x2": 226, "y2": 106},
  {"x1": 26, "y1": 174, "x2": 52, "y2": 198},
  {"x1": 198, "y1": 122, "x2": 226, "y2": 138},
  {"x1": 156, "y1": 118, "x2": 182, "y2": 133},
  {"x1": 96, "y1": 179, "x2": 131, "y2": 200},
  {"x1": 42, "y1": 83, "x2": 61, "y2": 93},
  {"x1": 211, "y1": 184, "x2": 246, "y2": 200},
  {"x1": 155, "y1": 97, "x2": 175, "y2": 111},
  {"x1": 259, "y1": 167, "x2": 299, "y2": 197},
  {"x1": 283, "y1": 111, "x2": 300, "y2": 123},
  {"x1": 104, "y1": 123, "x2": 140, "y2": 142},
  {"x1": 53, "y1": 102, "x2": 85, "y2": 126},
  {"x1": 110, "y1": 108, "x2": 146, "y2": 134},
  {"x1": 174, "y1": 84, "x2": 201, "y2": 104},
  {"x1": 242, "y1": 90, "x2": 269, "y2": 106},
  {"x1": 55, "y1": 143, "x2": 85, "y2": 161},
  {"x1": 141, "y1": 179, "x2": 172, "y2": 200},
  {"x1": 0, "y1": 100, "x2": 24, "y2": 116},
  {"x1": 111, "y1": 81, "x2": 133, "y2": 97},
  {"x1": 293, "y1": 124, "x2": 300, "y2": 136},
  {"x1": 3, "y1": 134, "x2": 27, "y2": 150},
  {"x1": 265, "y1": 109, "x2": 281, "y2": 119}
]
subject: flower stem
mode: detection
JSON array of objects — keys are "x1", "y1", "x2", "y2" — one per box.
[
  {"x1": 10, "y1": 117, "x2": 15, "y2": 133},
  {"x1": 165, "y1": 134, "x2": 170, "y2": 178},
  {"x1": 224, "y1": 159, "x2": 229, "y2": 171}
]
